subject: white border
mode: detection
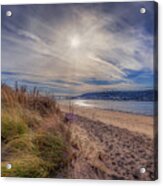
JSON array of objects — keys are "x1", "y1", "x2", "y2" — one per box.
[{"x1": 0, "y1": 0, "x2": 162, "y2": 186}]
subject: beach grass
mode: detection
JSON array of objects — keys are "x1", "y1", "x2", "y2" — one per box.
[{"x1": 1, "y1": 84, "x2": 70, "y2": 178}]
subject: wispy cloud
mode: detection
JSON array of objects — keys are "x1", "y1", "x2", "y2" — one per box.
[{"x1": 2, "y1": 2, "x2": 155, "y2": 95}]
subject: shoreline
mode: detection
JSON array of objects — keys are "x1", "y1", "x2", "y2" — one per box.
[
  {"x1": 57, "y1": 99, "x2": 154, "y2": 117},
  {"x1": 86, "y1": 106, "x2": 153, "y2": 117},
  {"x1": 59, "y1": 103, "x2": 154, "y2": 139}
]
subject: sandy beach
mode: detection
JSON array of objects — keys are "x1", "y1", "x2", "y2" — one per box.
[
  {"x1": 60, "y1": 104, "x2": 154, "y2": 138},
  {"x1": 59, "y1": 104, "x2": 157, "y2": 180}
]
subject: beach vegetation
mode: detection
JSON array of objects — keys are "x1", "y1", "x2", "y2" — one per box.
[{"x1": 1, "y1": 83, "x2": 70, "y2": 178}]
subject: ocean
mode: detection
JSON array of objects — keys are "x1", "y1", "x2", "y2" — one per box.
[{"x1": 59, "y1": 99, "x2": 155, "y2": 116}]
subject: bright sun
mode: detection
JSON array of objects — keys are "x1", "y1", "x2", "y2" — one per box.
[{"x1": 69, "y1": 35, "x2": 81, "y2": 48}]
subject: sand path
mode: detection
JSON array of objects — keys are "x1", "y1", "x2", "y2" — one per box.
[{"x1": 66, "y1": 114, "x2": 156, "y2": 180}]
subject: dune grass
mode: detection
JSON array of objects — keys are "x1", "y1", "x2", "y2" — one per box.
[{"x1": 1, "y1": 84, "x2": 70, "y2": 178}]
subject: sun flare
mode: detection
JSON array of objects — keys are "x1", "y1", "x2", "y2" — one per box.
[{"x1": 69, "y1": 35, "x2": 81, "y2": 48}]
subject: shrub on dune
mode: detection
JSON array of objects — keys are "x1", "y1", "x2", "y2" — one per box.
[
  {"x1": 1, "y1": 154, "x2": 49, "y2": 178},
  {"x1": 2, "y1": 134, "x2": 37, "y2": 161},
  {"x1": 2, "y1": 109, "x2": 28, "y2": 142},
  {"x1": 22, "y1": 109, "x2": 43, "y2": 130},
  {"x1": 34, "y1": 131, "x2": 68, "y2": 175}
]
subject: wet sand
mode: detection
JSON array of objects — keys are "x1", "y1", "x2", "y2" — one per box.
[{"x1": 59, "y1": 104, "x2": 157, "y2": 180}]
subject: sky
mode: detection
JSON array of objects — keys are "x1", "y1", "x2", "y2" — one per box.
[{"x1": 1, "y1": 2, "x2": 157, "y2": 96}]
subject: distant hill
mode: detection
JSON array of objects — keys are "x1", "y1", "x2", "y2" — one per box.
[{"x1": 72, "y1": 90, "x2": 157, "y2": 101}]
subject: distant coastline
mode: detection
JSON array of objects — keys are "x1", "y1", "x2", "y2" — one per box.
[{"x1": 70, "y1": 90, "x2": 156, "y2": 101}]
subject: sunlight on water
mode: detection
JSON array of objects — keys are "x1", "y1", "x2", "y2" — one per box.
[
  {"x1": 59, "y1": 99, "x2": 154, "y2": 116},
  {"x1": 74, "y1": 100, "x2": 91, "y2": 107}
]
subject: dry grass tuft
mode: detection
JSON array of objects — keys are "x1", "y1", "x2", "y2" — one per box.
[
  {"x1": 1, "y1": 83, "x2": 70, "y2": 178},
  {"x1": 2, "y1": 83, "x2": 61, "y2": 116}
]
